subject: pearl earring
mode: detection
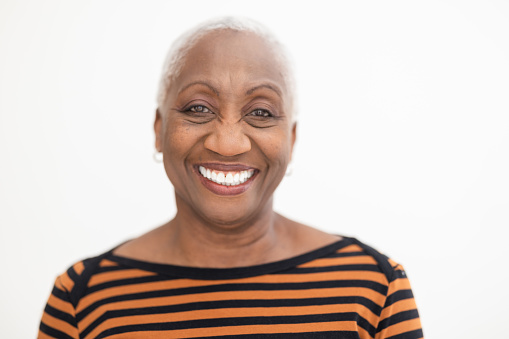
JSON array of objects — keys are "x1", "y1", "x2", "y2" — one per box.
[{"x1": 153, "y1": 150, "x2": 163, "y2": 163}]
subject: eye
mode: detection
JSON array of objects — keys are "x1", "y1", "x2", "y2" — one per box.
[
  {"x1": 248, "y1": 109, "x2": 273, "y2": 117},
  {"x1": 189, "y1": 105, "x2": 212, "y2": 113},
  {"x1": 244, "y1": 108, "x2": 279, "y2": 129},
  {"x1": 177, "y1": 103, "x2": 215, "y2": 124}
]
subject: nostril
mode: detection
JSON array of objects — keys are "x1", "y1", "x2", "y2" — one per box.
[{"x1": 204, "y1": 127, "x2": 251, "y2": 156}]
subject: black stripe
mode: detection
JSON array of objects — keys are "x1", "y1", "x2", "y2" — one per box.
[
  {"x1": 76, "y1": 280, "x2": 388, "y2": 321},
  {"x1": 195, "y1": 331, "x2": 362, "y2": 338},
  {"x1": 69, "y1": 251, "x2": 113, "y2": 307},
  {"x1": 386, "y1": 328, "x2": 423, "y2": 339},
  {"x1": 66, "y1": 266, "x2": 79, "y2": 284},
  {"x1": 96, "y1": 313, "x2": 375, "y2": 338},
  {"x1": 392, "y1": 268, "x2": 407, "y2": 280},
  {"x1": 377, "y1": 310, "x2": 420, "y2": 331},
  {"x1": 81, "y1": 296, "x2": 382, "y2": 337},
  {"x1": 95, "y1": 266, "x2": 384, "y2": 293},
  {"x1": 44, "y1": 304, "x2": 76, "y2": 328},
  {"x1": 87, "y1": 264, "x2": 382, "y2": 292},
  {"x1": 384, "y1": 289, "x2": 414, "y2": 308},
  {"x1": 328, "y1": 251, "x2": 367, "y2": 258},
  {"x1": 85, "y1": 275, "x2": 175, "y2": 295},
  {"x1": 95, "y1": 265, "x2": 125, "y2": 273},
  {"x1": 51, "y1": 285, "x2": 71, "y2": 303},
  {"x1": 39, "y1": 321, "x2": 75, "y2": 339},
  {"x1": 277, "y1": 264, "x2": 382, "y2": 274}
]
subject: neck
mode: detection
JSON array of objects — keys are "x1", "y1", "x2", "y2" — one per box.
[{"x1": 167, "y1": 194, "x2": 282, "y2": 268}]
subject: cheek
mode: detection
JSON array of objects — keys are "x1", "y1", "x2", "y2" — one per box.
[
  {"x1": 253, "y1": 130, "x2": 292, "y2": 166},
  {"x1": 161, "y1": 122, "x2": 202, "y2": 190},
  {"x1": 164, "y1": 121, "x2": 197, "y2": 155}
]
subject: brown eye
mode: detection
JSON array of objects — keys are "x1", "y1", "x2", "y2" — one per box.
[
  {"x1": 189, "y1": 105, "x2": 211, "y2": 113},
  {"x1": 249, "y1": 109, "x2": 272, "y2": 117}
]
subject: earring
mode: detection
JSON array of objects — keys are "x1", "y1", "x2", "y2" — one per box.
[
  {"x1": 153, "y1": 150, "x2": 163, "y2": 163},
  {"x1": 285, "y1": 162, "x2": 293, "y2": 177}
]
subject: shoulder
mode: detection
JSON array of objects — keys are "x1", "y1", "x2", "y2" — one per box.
[
  {"x1": 55, "y1": 249, "x2": 115, "y2": 307},
  {"x1": 308, "y1": 235, "x2": 407, "y2": 288},
  {"x1": 346, "y1": 237, "x2": 407, "y2": 283},
  {"x1": 281, "y1": 218, "x2": 405, "y2": 283}
]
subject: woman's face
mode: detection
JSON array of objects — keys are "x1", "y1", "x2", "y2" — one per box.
[{"x1": 155, "y1": 29, "x2": 296, "y2": 226}]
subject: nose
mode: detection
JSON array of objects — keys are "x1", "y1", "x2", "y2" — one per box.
[{"x1": 204, "y1": 121, "x2": 251, "y2": 157}]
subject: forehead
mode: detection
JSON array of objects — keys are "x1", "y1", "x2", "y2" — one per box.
[{"x1": 175, "y1": 29, "x2": 288, "y2": 94}]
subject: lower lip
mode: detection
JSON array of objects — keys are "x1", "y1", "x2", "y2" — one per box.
[{"x1": 195, "y1": 168, "x2": 257, "y2": 196}]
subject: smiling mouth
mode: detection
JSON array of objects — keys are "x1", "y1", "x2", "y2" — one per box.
[{"x1": 198, "y1": 166, "x2": 255, "y2": 186}]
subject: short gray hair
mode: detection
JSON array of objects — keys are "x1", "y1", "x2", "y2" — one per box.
[{"x1": 156, "y1": 17, "x2": 297, "y2": 120}]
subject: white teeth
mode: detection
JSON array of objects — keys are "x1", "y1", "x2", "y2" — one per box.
[
  {"x1": 225, "y1": 173, "x2": 233, "y2": 185},
  {"x1": 198, "y1": 166, "x2": 255, "y2": 186},
  {"x1": 216, "y1": 172, "x2": 225, "y2": 184}
]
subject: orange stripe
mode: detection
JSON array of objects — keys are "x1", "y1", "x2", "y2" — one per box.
[
  {"x1": 73, "y1": 262, "x2": 85, "y2": 275},
  {"x1": 298, "y1": 255, "x2": 378, "y2": 268},
  {"x1": 46, "y1": 294, "x2": 75, "y2": 315},
  {"x1": 38, "y1": 330, "x2": 55, "y2": 339},
  {"x1": 53, "y1": 279, "x2": 67, "y2": 293},
  {"x1": 88, "y1": 269, "x2": 157, "y2": 287},
  {"x1": 376, "y1": 318, "x2": 422, "y2": 339},
  {"x1": 40, "y1": 313, "x2": 79, "y2": 339},
  {"x1": 78, "y1": 287, "x2": 386, "y2": 330},
  {"x1": 107, "y1": 320, "x2": 362, "y2": 338},
  {"x1": 338, "y1": 244, "x2": 363, "y2": 253},
  {"x1": 59, "y1": 273, "x2": 75, "y2": 291},
  {"x1": 100, "y1": 259, "x2": 119, "y2": 267},
  {"x1": 85, "y1": 304, "x2": 379, "y2": 339}
]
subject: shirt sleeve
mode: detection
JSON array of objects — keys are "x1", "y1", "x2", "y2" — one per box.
[
  {"x1": 38, "y1": 275, "x2": 80, "y2": 339},
  {"x1": 375, "y1": 264, "x2": 424, "y2": 339}
]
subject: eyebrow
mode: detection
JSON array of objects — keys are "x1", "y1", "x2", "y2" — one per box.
[
  {"x1": 179, "y1": 81, "x2": 220, "y2": 97},
  {"x1": 179, "y1": 81, "x2": 282, "y2": 99},
  {"x1": 246, "y1": 84, "x2": 282, "y2": 98}
]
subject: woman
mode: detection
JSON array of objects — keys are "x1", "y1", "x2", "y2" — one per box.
[{"x1": 39, "y1": 18, "x2": 423, "y2": 339}]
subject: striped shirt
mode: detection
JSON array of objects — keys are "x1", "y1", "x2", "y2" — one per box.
[{"x1": 39, "y1": 237, "x2": 423, "y2": 338}]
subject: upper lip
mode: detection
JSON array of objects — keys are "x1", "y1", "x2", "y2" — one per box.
[{"x1": 195, "y1": 163, "x2": 258, "y2": 172}]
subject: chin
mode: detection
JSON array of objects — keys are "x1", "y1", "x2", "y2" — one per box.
[
  {"x1": 208, "y1": 209, "x2": 244, "y2": 225},
  {"x1": 195, "y1": 202, "x2": 259, "y2": 229}
]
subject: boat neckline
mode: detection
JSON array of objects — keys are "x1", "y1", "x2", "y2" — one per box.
[{"x1": 105, "y1": 236, "x2": 354, "y2": 280}]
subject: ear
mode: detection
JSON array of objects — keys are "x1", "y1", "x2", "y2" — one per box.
[
  {"x1": 154, "y1": 109, "x2": 163, "y2": 152},
  {"x1": 289, "y1": 122, "x2": 297, "y2": 161}
]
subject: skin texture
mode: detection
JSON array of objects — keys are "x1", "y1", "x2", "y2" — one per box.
[{"x1": 115, "y1": 30, "x2": 340, "y2": 268}]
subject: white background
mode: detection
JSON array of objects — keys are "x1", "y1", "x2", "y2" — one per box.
[{"x1": 1, "y1": 0, "x2": 508, "y2": 337}]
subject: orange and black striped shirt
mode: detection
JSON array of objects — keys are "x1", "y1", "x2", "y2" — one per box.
[{"x1": 39, "y1": 237, "x2": 423, "y2": 338}]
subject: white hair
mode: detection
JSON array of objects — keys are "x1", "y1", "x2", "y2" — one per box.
[{"x1": 156, "y1": 17, "x2": 297, "y2": 120}]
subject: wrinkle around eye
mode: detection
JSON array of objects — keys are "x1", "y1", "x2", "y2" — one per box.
[
  {"x1": 171, "y1": 106, "x2": 216, "y2": 125},
  {"x1": 243, "y1": 115, "x2": 281, "y2": 129}
]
